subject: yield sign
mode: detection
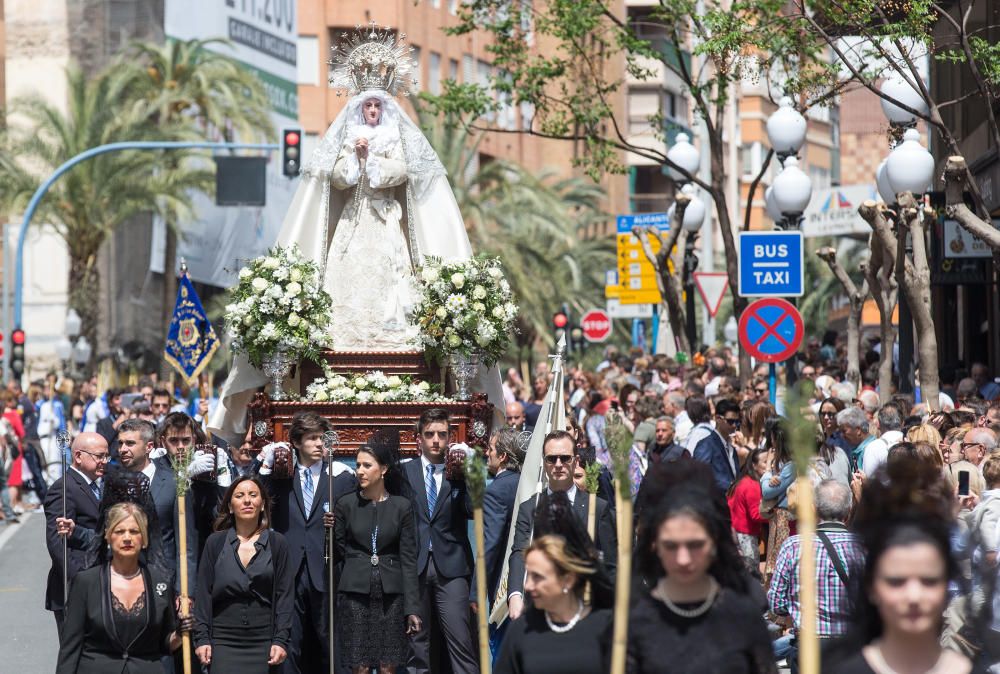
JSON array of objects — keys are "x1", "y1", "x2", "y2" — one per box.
[
  {"x1": 692, "y1": 272, "x2": 729, "y2": 318},
  {"x1": 738, "y1": 298, "x2": 804, "y2": 363}
]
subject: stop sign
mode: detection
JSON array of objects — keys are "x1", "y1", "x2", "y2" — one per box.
[{"x1": 581, "y1": 309, "x2": 612, "y2": 343}]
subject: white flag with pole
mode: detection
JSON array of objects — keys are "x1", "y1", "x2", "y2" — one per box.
[{"x1": 488, "y1": 335, "x2": 567, "y2": 625}]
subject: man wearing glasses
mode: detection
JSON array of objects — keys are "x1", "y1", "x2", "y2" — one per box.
[
  {"x1": 403, "y1": 408, "x2": 478, "y2": 674},
  {"x1": 961, "y1": 428, "x2": 998, "y2": 470},
  {"x1": 505, "y1": 430, "x2": 617, "y2": 621},
  {"x1": 43, "y1": 432, "x2": 108, "y2": 632}
]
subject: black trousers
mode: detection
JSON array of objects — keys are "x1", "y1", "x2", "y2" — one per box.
[
  {"x1": 407, "y1": 556, "x2": 477, "y2": 674},
  {"x1": 283, "y1": 561, "x2": 329, "y2": 674}
]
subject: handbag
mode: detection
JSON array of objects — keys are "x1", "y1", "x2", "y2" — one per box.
[{"x1": 759, "y1": 495, "x2": 780, "y2": 519}]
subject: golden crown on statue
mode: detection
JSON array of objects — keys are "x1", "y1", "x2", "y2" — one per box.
[{"x1": 328, "y1": 20, "x2": 417, "y2": 97}]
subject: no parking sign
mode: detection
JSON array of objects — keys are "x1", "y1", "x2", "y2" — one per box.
[{"x1": 738, "y1": 298, "x2": 803, "y2": 364}]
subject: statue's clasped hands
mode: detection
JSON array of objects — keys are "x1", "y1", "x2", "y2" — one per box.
[{"x1": 354, "y1": 136, "x2": 369, "y2": 160}]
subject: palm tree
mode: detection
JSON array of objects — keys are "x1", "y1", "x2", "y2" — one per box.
[
  {"x1": 113, "y1": 38, "x2": 276, "y2": 338},
  {"x1": 419, "y1": 110, "x2": 613, "y2": 368},
  {"x1": 0, "y1": 66, "x2": 213, "y2": 350}
]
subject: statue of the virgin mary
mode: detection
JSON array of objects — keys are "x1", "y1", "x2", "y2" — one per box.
[{"x1": 210, "y1": 24, "x2": 497, "y2": 442}]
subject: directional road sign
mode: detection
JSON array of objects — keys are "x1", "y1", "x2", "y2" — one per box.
[
  {"x1": 738, "y1": 231, "x2": 804, "y2": 297},
  {"x1": 738, "y1": 298, "x2": 804, "y2": 363},
  {"x1": 581, "y1": 309, "x2": 613, "y2": 342},
  {"x1": 612, "y1": 213, "x2": 670, "y2": 305}
]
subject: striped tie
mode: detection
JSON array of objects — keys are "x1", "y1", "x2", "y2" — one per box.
[
  {"x1": 425, "y1": 464, "x2": 437, "y2": 518},
  {"x1": 302, "y1": 468, "x2": 314, "y2": 514}
]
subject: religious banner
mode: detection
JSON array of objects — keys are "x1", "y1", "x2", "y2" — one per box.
[{"x1": 164, "y1": 270, "x2": 220, "y2": 385}]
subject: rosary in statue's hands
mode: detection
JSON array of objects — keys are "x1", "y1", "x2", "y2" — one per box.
[{"x1": 355, "y1": 136, "x2": 369, "y2": 160}]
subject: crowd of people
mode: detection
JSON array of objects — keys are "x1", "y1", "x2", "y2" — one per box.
[{"x1": 2, "y1": 336, "x2": 998, "y2": 673}]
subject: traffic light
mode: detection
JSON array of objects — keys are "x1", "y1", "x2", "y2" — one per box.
[
  {"x1": 570, "y1": 326, "x2": 586, "y2": 353},
  {"x1": 10, "y1": 328, "x2": 24, "y2": 381},
  {"x1": 282, "y1": 128, "x2": 302, "y2": 177},
  {"x1": 552, "y1": 310, "x2": 569, "y2": 345}
]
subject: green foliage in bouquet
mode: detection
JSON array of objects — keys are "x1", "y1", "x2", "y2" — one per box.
[{"x1": 224, "y1": 245, "x2": 333, "y2": 368}]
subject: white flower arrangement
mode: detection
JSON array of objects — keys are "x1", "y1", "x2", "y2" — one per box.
[
  {"x1": 305, "y1": 368, "x2": 452, "y2": 403},
  {"x1": 225, "y1": 245, "x2": 333, "y2": 368},
  {"x1": 413, "y1": 256, "x2": 518, "y2": 365}
]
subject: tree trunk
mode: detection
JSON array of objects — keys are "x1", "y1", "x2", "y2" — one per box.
[
  {"x1": 161, "y1": 224, "x2": 178, "y2": 380},
  {"x1": 633, "y1": 196, "x2": 690, "y2": 356},
  {"x1": 68, "y1": 249, "x2": 101, "y2": 371},
  {"x1": 816, "y1": 247, "x2": 869, "y2": 392},
  {"x1": 858, "y1": 206, "x2": 898, "y2": 404},
  {"x1": 897, "y1": 193, "x2": 941, "y2": 411},
  {"x1": 943, "y1": 156, "x2": 1000, "y2": 250}
]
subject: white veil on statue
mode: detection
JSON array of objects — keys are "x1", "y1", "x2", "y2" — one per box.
[{"x1": 209, "y1": 24, "x2": 501, "y2": 443}]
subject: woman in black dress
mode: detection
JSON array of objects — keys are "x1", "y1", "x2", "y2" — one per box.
[
  {"x1": 628, "y1": 459, "x2": 775, "y2": 674},
  {"x1": 823, "y1": 460, "x2": 975, "y2": 674},
  {"x1": 194, "y1": 476, "x2": 293, "y2": 673},
  {"x1": 335, "y1": 437, "x2": 421, "y2": 673},
  {"x1": 57, "y1": 501, "x2": 190, "y2": 673},
  {"x1": 495, "y1": 491, "x2": 613, "y2": 674}
]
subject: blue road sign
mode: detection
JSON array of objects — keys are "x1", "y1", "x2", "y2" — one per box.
[
  {"x1": 616, "y1": 212, "x2": 670, "y2": 234},
  {"x1": 738, "y1": 231, "x2": 804, "y2": 297}
]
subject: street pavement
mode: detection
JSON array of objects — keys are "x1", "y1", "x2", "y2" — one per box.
[{"x1": 0, "y1": 511, "x2": 59, "y2": 673}]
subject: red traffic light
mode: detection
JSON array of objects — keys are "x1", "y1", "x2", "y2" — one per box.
[
  {"x1": 552, "y1": 312, "x2": 568, "y2": 329},
  {"x1": 284, "y1": 131, "x2": 300, "y2": 146},
  {"x1": 11, "y1": 329, "x2": 25, "y2": 346}
]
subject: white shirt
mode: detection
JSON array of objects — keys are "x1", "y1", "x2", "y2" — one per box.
[
  {"x1": 141, "y1": 462, "x2": 156, "y2": 481},
  {"x1": 862, "y1": 430, "x2": 904, "y2": 477},
  {"x1": 420, "y1": 456, "x2": 444, "y2": 497},
  {"x1": 547, "y1": 484, "x2": 578, "y2": 505},
  {"x1": 71, "y1": 465, "x2": 97, "y2": 487},
  {"x1": 300, "y1": 461, "x2": 323, "y2": 511}
]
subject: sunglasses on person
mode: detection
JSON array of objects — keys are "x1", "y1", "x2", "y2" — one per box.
[
  {"x1": 718, "y1": 415, "x2": 741, "y2": 428},
  {"x1": 820, "y1": 411, "x2": 838, "y2": 418},
  {"x1": 544, "y1": 454, "x2": 574, "y2": 465},
  {"x1": 754, "y1": 386, "x2": 768, "y2": 395}
]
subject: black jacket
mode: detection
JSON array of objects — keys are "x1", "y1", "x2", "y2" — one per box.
[
  {"x1": 507, "y1": 489, "x2": 617, "y2": 597},
  {"x1": 265, "y1": 465, "x2": 357, "y2": 591},
  {"x1": 44, "y1": 468, "x2": 102, "y2": 611},
  {"x1": 194, "y1": 528, "x2": 294, "y2": 650},
  {"x1": 478, "y1": 470, "x2": 519, "y2": 603},
  {"x1": 56, "y1": 564, "x2": 177, "y2": 674},
  {"x1": 334, "y1": 491, "x2": 420, "y2": 618},
  {"x1": 400, "y1": 458, "x2": 474, "y2": 580}
]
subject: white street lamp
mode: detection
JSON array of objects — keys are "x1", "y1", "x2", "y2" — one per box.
[
  {"x1": 771, "y1": 156, "x2": 813, "y2": 222},
  {"x1": 766, "y1": 97, "x2": 807, "y2": 160},
  {"x1": 667, "y1": 132, "x2": 701, "y2": 177},
  {"x1": 723, "y1": 315, "x2": 739, "y2": 344},
  {"x1": 876, "y1": 159, "x2": 896, "y2": 204},
  {"x1": 765, "y1": 185, "x2": 783, "y2": 223},
  {"x1": 880, "y1": 76, "x2": 929, "y2": 126},
  {"x1": 65, "y1": 308, "x2": 82, "y2": 339},
  {"x1": 680, "y1": 185, "x2": 707, "y2": 232},
  {"x1": 886, "y1": 128, "x2": 935, "y2": 196},
  {"x1": 55, "y1": 337, "x2": 73, "y2": 362},
  {"x1": 72, "y1": 336, "x2": 92, "y2": 366}
]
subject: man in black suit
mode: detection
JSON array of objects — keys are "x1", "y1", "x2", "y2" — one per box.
[
  {"x1": 402, "y1": 408, "x2": 478, "y2": 674},
  {"x1": 506, "y1": 430, "x2": 617, "y2": 621},
  {"x1": 261, "y1": 411, "x2": 357, "y2": 674},
  {"x1": 43, "y1": 432, "x2": 107, "y2": 632},
  {"x1": 479, "y1": 428, "x2": 524, "y2": 606}
]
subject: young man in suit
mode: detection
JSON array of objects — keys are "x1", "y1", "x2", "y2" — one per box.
[
  {"x1": 480, "y1": 428, "x2": 525, "y2": 606},
  {"x1": 506, "y1": 430, "x2": 617, "y2": 621},
  {"x1": 43, "y1": 432, "x2": 107, "y2": 632},
  {"x1": 261, "y1": 411, "x2": 357, "y2": 674},
  {"x1": 687, "y1": 396, "x2": 739, "y2": 492},
  {"x1": 402, "y1": 408, "x2": 478, "y2": 674}
]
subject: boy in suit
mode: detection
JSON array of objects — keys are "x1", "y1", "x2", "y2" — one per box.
[
  {"x1": 261, "y1": 411, "x2": 357, "y2": 674},
  {"x1": 402, "y1": 408, "x2": 478, "y2": 674}
]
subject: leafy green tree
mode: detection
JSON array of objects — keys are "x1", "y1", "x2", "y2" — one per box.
[
  {"x1": 0, "y1": 66, "x2": 212, "y2": 350},
  {"x1": 427, "y1": 0, "x2": 843, "y2": 380},
  {"x1": 420, "y1": 111, "x2": 613, "y2": 368}
]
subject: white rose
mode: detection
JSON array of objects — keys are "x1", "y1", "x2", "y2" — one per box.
[
  {"x1": 243, "y1": 315, "x2": 253, "y2": 326},
  {"x1": 448, "y1": 334, "x2": 462, "y2": 347},
  {"x1": 451, "y1": 273, "x2": 465, "y2": 289},
  {"x1": 421, "y1": 267, "x2": 440, "y2": 283},
  {"x1": 262, "y1": 257, "x2": 279, "y2": 269},
  {"x1": 288, "y1": 313, "x2": 301, "y2": 327},
  {"x1": 314, "y1": 390, "x2": 329, "y2": 402},
  {"x1": 492, "y1": 306, "x2": 506, "y2": 319},
  {"x1": 268, "y1": 285, "x2": 283, "y2": 299},
  {"x1": 417, "y1": 380, "x2": 431, "y2": 392},
  {"x1": 387, "y1": 375, "x2": 403, "y2": 388},
  {"x1": 251, "y1": 277, "x2": 269, "y2": 292},
  {"x1": 472, "y1": 302, "x2": 485, "y2": 313},
  {"x1": 239, "y1": 267, "x2": 252, "y2": 280},
  {"x1": 487, "y1": 267, "x2": 503, "y2": 279},
  {"x1": 472, "y1": 285, "x2": 487, "y2": 300},
  {"x1": 353, "y1": 376, "x2": 368, "y2": 390},
  {"x1": 286, "y1": 281, "x2": 302, "y2": 296},
  {"x1": 500, "y1": 280, "x2": 511, "y2": 294},
  {"x1": 435, "y1": 307, "x2": 448, "y2": 319},
  {"x1": 374, "y1": 392, "x2": 388, "y2": 403},
  {"x1": 289, "y1": 267, "x2": 303, "y2": 282}
]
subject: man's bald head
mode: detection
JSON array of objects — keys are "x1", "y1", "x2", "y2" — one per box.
[
  {"x1": 72, "y1": 432, "x2": 110, "y2": 480},
  {"x1": 505, "y1": 401, "x2": 526, "y2": 428}
]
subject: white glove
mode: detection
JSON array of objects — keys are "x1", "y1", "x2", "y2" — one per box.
[
  {"x1": 450, "y1": 442, "x2": 475, "y2": 459},
  {"x1": 149, "y1": 447, "x2": 167, "y2": 460},
  {"x1": 216, "y1": 447, "x2": 232, "y2": 488},
  {"x1": 260, "y1": 442, "x2": 287, "y2": 472},
  {"x1": 185, "y1": 451, "x2": 216, "y2": 477},
  {"x1": 328, "y1": 461, "x2": 356, "y2": 477}
]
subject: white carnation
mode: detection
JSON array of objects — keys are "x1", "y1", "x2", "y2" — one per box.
[
  {"x1": 487, "y1": 266, "x2": 503, "y2": 279},
  {"x1": 492, "y1": 306, "x2": 506, "y2": 319},
  {"x1": 251, "y1": 277, "x2": 269, "y2": 292},
  {"x1": 262, "y1": 257, "x2": 279, "y2": 269},
  {"x1": 435, "y1": 307, "x2": 448, "y2": 319},
  {"x1": 448, "y1": 334, "x2": 462, "y2": 347},
  {"x1": 286, "y1": 281, "x2": 302, "y2": 296},
  {"x1": 288, "y1": 313, "x2": 301, "y2": 327},
  {"x1": 421, "y1": 267, "x2": 440, "y2": 283},
  {"x1": 472, "y1": 302, "x2": 485, "y2": 313},
  {"x1": 472, "y1": 285, "x2": 487, "y2": 300},
  {"x1": 239, "y1": 267, "x2": 252, "y2": 280},
  {"x1": 289, "y1": 267, "x2": 303, "y2": 282}
]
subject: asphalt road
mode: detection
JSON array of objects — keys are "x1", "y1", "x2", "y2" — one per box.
[{"x1": 0, "y1": 511, "x2": 59, "y2": 673}]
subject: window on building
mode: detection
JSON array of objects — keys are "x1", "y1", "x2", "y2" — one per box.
[
  {"x1": 297, "y1": 36, "x2": 320, "y2": 86},
  {"x1": 463, "y1": 55, "x2": 475, "y2": 84},
  {"x1": 632, "y1": 165, "x2": 676, "y2": 213},
  {"x1": 449, "y1": 0, "x2": 459, "y2": 15},
  {"x1": 477, "y1": 60, "x2": 495, "y2": 121},
  {"x1": 628, "y1": 89, "x2": 661, "y2": 136},
  {"x1": 429, "y1": 52, "x2": 442, "y2": 94},
  {"x1": 412, "y1": 46, "x2": 423, "y2": 91},
  {"x1": 809, "y1": 165, "x2": 832, "y2": 190},
  {"x1": 740, "y1": 142, "x2": 762, "y2": 177},
  {"x1": 520, "y1": 101, "x2": 535, "y2": 131},
  {"x1": 449, "y1": 58, "x2": 459, "y2": 82}
]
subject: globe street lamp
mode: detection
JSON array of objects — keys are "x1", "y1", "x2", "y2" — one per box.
[
  {"x1": 879, "y1": 76, "x2": 928, "y2": 127},
  {"x1": 885, "y1": 128, "x2": 935, "y2": 197},
  {"x1": 667, "y1": 132, "x2": 701, "y2": 178},
  {"x1": 766, "y1": 97, "x2": 807, "y2": 164},
  {"x1": 770, "y1": 156, "x2": 813, "y2": 229},
  {"x1": 676, "y1": 185, "x2": 707, "y2": 351}
]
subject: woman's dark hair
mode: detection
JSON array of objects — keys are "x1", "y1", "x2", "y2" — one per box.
[
  {"x1": 765, "y1": 416, "x2": 792, "y2": 467},
  {"x1": 829, "y1": 460, "x2": 956, "y2": 660},
  {"x1": 531, "y1": 491, "x2": 614, "y2": 610},
  {"x1": 214, "y1": 476, "x2": 273, "y2": 532},
  {"x1": 357, "y1": 428, "x2": 403, "y2": 495},
  {"x1": 635, "y1": 458, "x2": 748, "y2": 593},
  {"x1": 727, "y1": 446, "x2": 768, "y2": 498},
  {"x1": 817, "y1": 397, "x2": 847, "y2": 466}
]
